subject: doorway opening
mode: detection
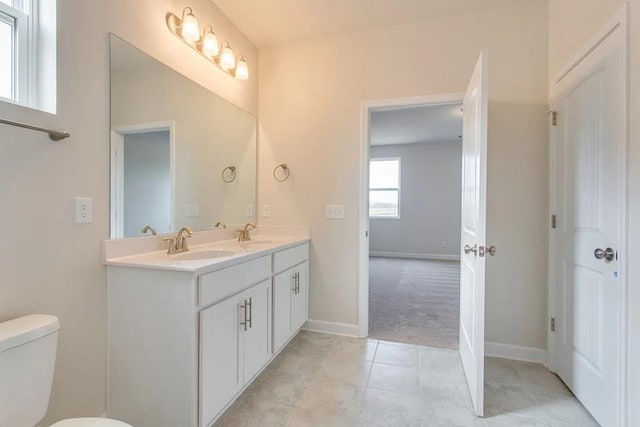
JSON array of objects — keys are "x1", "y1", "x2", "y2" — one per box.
[
  {"x1": 110, "y1": 122, "x2": 175, "y2": 239},
  {"x1": 360, "y1": 96, "x2": 464, "y2": 349}
]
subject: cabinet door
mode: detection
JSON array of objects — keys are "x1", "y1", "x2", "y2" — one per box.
[
  {"x1": 292, "y1": 262, "x2": 309, "y2": 332},
  {"x1": 199, "y1": 296, "x2": 242, "y2": 427},
  {"x1": 242, "y1": 279, "x2": 272, "y2": 383},
  {"x1": 273, "y1": 268, "x2": 295, "y2": 353}
]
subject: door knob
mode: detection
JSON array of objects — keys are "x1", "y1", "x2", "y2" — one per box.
[
  {"x1": 464, "y1": 244, "x2": 478, "y2": 256},
  {"x1": 594, "y1": 247, "x2": 615, "y2": 263},
  {"x1": 479, "y1": 245, "x2": 497, "y2": 257}
]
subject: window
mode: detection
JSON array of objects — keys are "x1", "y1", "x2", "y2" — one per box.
[
  {"x1": 369, "y1": 158, "x2": 400, "y2": 218},
  {"x1": 0, "y1": 0, "x2": 56, "y2": 112}
]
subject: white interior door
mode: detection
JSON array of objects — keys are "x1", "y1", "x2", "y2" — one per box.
[
  {"x1": 553, "y1": 23, "x2": 624, "y2": 427},
  {"x1": 459, "y1": 51, "x2": 489, "y2": 417}
]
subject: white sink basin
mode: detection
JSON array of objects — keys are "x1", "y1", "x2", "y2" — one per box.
[{"x1": 173, "y1": 249, "x2": 236, "y2": 261}]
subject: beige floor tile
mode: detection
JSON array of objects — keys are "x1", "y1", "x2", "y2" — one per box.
[
  {"x1": 289, "y1": 382, "x2": 363, "y2": 427},
  {"x1": 369, "y1": 362, "x2": 420, "y2": 395},
  {"x1": 315, "y1": 358, "x2": 372, "y2": 389},
  {"x1": 484, "y1": 383, "x2": 539, "y2": 417},
  {"x1": 246, "y1": 368, "x2": 315, "y2": 407},
  {"x1": 526, "y1": 389, "x2": 599, "y2": 427},
  {"x1": 362, "y1": 388, "x2": 421, "y2": 427},
  {"x1": 420, "y1": 401, "x2": 484, "y2": 427},
  {"x1": 375, "y1": 342, "x2": 420, "y2": 368},
  {"x1": 483, "y1": 413, "x2": 551, "y2": 427},
  {"x1": 326, "y1": 336, "x2": 378, "y2": 362},
  {"x1": 214, "y1": 396, "x2": 296, "y2": 427}
]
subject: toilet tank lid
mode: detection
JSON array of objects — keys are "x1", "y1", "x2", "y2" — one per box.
[{"x1": 0, "y1": 314, "x2": 60, "y2": 353}]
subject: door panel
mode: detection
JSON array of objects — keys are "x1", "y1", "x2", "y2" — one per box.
[
  {"x1": 273, "y1": 268, "x2": 294, "y2": 352},
  {"x1": 459, "y1": 51, "x2": 489, "y2": 417},
  {"x1": 199, "y1": 296, "x2": 241, "y2": 427},
  {"x1": 293, "y1": 262, "x2": 309, "y2": 331},
  {"x1": 243, "y1": 280, "x2": 272, "y2": 383},
  {"x1": 554, "y1": 23, "x2": 623, "y2": 426}
]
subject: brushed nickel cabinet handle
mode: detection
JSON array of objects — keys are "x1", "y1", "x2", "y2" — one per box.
[
  {"x1": 247, "y1": 297, "x2": 253, "y2": 329},
  {"x1": 240, "y1": 300, "x2": 248, "y2": 332}
]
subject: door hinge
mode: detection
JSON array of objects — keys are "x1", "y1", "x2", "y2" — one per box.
[
  {"x1": 551, "y1": 214, "x2": 557, "y2": 229},
  {"x1": 549, "y1": 110, "x2": 558, "y2": 126},
  {"x1": 550, "y1": 317, "x2": 556, "y2": 332}
]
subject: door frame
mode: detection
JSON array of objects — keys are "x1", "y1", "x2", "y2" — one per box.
[
  {"x1": 547, "y1": 5, "x2": 629, "y2": 424},
  {"x1": 358, "y1": 92, "x2": 465, "y2": 338},
  {"x1": 110, "y1": 121, "x2": 176, "y2": 239}
]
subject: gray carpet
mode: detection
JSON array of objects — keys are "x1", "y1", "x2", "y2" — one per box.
[{"x1": 369, "y1": 257, "x2": 460, "y2": 349}]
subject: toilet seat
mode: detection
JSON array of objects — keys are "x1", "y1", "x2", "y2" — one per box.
[{"x1": 50, "y1": 418, "x2": 132, "y2": 427}]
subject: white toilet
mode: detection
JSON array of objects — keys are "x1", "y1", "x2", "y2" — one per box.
[{"x1": 0, "y1": 314, "x2": 131, "y2": 427}]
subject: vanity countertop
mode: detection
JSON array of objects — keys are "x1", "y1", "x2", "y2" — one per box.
[{"x1": 104, "y1": 235, "x2": 310, "y2": 274}]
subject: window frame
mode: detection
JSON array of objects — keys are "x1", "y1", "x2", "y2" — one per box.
[
  {"x1": 0, "y1": 0, "x2": 37, "y2": 107},
  {"x1": 369, "y1": 157, "x2": 401, "y2": 219}
]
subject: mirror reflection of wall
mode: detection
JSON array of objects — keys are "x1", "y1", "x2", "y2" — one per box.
[{"x1": 109, "y1": 34, "x2": 257, "y2": 239}]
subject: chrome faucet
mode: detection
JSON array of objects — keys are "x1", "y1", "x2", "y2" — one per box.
[
  {"x1": 237, "y1": 222, "x2": 256, "y2": 242},
  {"x1": 163, "y1": 226, "x2": 194, "y2": 254},
  {"x1": 141, "y1": 225, "x2": 157, "y2": 235},
  {"x1": 214, "y1": 221, "x2": 227, "y2": 229}
]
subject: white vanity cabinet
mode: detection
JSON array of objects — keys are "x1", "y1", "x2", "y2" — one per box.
[
  {"x1": 273, "y1": 262, "x2": 309, "y2": 353},
  {"x1": 199, "y1": 279, "x2": 271, "y2": 426},
  {"x1": 107, "y1": 240, "x2": 309, "y2": 427}
]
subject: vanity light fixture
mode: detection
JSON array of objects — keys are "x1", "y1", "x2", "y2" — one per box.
[
  {"x1": 235, "y1": 56, "x2": 249, "y2": 80},
  {"x1": 220, "y1": 42, "x2": 236, "y2": 71},
  {"x1": 178, "y1": 7, "x2": 200, "y2": 43},
  {"x1": 200, "y1": 25, "x2": 219, "y2": 59},
  {"x1": 168, "y1": 7, "x2": 249, "y2": 80}
]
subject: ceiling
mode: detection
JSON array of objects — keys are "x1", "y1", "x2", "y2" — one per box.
[
  {"x1": 370, "y1": 103, "x2": 463, "y2": 146},
  {"x1": 212, "y1": 0, "x2": 518, "y2": 47}
]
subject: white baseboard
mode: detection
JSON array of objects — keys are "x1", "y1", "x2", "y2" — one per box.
[
  {"x1": 369, "y1": 251, "x2": 460, "y2": 261},
  {"x1": 485, "y1": 341, "x2": 547, "y2": 366},
  {"x1": 303, "y1": 319, "x2": 359, "y2": 337}
]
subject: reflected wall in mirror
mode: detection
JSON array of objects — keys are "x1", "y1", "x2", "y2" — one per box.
[{"x1": 109, "y1": 34, "x2": 256, "y2": 239}]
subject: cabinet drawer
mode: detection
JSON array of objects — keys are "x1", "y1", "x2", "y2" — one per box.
[
  {"x1": 198, "y1": 256, "x2": 271, "y2": 306},
  {"x1": 273, "y1": 243, "x2": 309, "y2": 274}
]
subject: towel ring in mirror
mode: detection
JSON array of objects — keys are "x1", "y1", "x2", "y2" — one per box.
[
  {"x1": 222, "y1": 166, "x2": 237, "y2": 183},
  {"x1": 273, "y1": 163, "x2": 290, "y2": 182}
]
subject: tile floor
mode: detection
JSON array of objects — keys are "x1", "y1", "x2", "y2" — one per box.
[{"x1": 215, "y1": 331, "x2": 599, "y2": 427}]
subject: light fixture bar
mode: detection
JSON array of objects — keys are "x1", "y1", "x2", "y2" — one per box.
[{"x1": 167, "y1": 6, "x2": 249, "y2": 80}]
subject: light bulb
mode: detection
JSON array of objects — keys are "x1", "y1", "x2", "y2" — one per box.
[
  {"x1": 220, "y1": 43, "x2": 236, "y2": 71},
  {"x1": 202, "y1": 28, "x2": 219, "y2": 58},
  {"x1": 181, "y1": 8, "x2": 200, "y2": 43},
  {"x1": 235, "y1": 57, "x2": 249, "y2": 80}
]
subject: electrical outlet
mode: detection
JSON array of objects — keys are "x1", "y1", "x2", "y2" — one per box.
[
  {"x1": 262, "y1": 205, "x2": 271, "y2": 218},
  {"x1": 441, "y1": 241, "x2": 447, "y2": 248},
  {"x1": 325, "y1": 204, "x2": 345, "y2": 219},
  {"x1": 75, "y1": 197, "x2": 93, "y2": 224},
  {"x1": 246, "y1": 204, "x2": 254, "y2": 218}
]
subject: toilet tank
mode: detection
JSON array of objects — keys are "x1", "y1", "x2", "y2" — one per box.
[{"x1": 0, "y1": 314, "x2": 60, "y2": 427}]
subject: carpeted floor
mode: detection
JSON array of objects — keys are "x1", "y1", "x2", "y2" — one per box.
[{"x1": 369, "y1": 257, "x2": 460, "y2": 349}]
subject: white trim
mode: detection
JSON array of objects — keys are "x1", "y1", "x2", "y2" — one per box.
[
  {"x1": 485, "y1": 341, "x2": 547, "y2": 366},
  {"x1": 547, "y1": 5, "x2": 629, "y2": 426},
  {"x1": 359, "y1": 92, "x2": 465, "y2": 339},
  {"x1": 369, "y1": 251, "x2": 460, "y2": 261},
  {"x1": 110, "y1": 121, "x2": 176, "y2": 239},
  {"x1": 302, "y1": 319, "x2": 359, "y2": 337}
]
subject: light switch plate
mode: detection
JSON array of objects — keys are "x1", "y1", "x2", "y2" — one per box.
[
  {"x1": 262, "y1": 205, "x2": 271, "y2": 218},
  {"x1": 75, "y1": 197, "x2": 93, "y2": 224},
  {"x1": 325, "y1": 204, "x2": 345, "y2": 219},
  {"x1": 246, "y1": 204, "x2": 254, "y2": 218}
]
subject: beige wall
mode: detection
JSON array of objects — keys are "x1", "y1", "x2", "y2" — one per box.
[
  {"x1": 259, "y1": 0, "x2": 549, "y2": 349},
  {"x1": 549, "y1": 1, "x2": 639, "y2": 424},
  {"x1": 0, "y1": 0, "x2": 257, "y2": 423},
  {"x1": 548, "y1": 0, "x2": 625, "y2": 79}
]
